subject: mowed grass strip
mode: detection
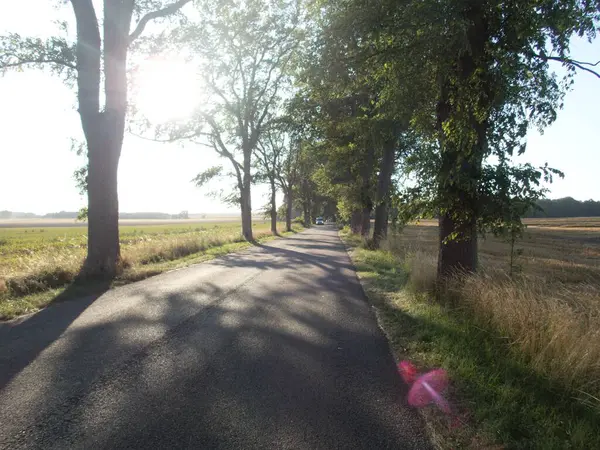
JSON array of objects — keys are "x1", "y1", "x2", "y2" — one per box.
[
  {"x1": 0, "y1": 221, "x2": 299, "y2": 319},
  {"x1": 342, "y1": 221, "x2": 600, "y2": 449}
]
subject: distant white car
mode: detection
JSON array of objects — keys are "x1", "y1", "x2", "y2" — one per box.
[{"x1": 315, "y1": 217, "x2": 324, "y2": 225}]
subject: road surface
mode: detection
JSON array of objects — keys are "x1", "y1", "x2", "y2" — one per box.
[{"x1": 0, "y1": 227, "x2": 431, "y2": 449}]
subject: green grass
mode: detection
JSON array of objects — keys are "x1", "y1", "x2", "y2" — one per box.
[
  {"x1": 0, "y1": 222, "x2": 301, "y2": 320},
  {"x1": 341, "y1": 229, "x2": 600, "y2": 450}
]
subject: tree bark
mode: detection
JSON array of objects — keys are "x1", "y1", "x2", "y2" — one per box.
[
  {"x1": 269, "y1": 177, "x2": 277, "y2": 234},
  {"x1": 372, "y1": 138, "x2": 396, "y2": 248},
  {"x1": 303, "y1": 202, "x2": 311, "y2": 228},
  {"x1": 360, "y1": 204, "x2": 372, "y2": 237},
  {"x1": 84, "y1": 131, "x2": 121, "y2": 277},
  {"x1": 302, "y1": 178, "x2": 311, "y2": 227},
  {"x1": 241, "y1": 147, "x2": 254, "y2": 241},
  {"x1": 350, "y1": 210, "x2": 362, "y2": 234},
  {"x1": 438, "y1": 213, "x2": 478, "y2": 276},
  {"x1": 240, "y1": 183, "x2": 253, "y2": 241},
  {"x1": 285, "y1": 188, "x2": 293, "y2": 232},
  {"x1": 359, "y1": 144, "x2": 375, "y2": 237}
]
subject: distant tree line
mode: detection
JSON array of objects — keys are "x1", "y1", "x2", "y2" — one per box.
[
  {"x1": 0, "y1": 211, "x2": 190, "y2": 220},
  {"x1": 526, "y1": 198, "x2": 600, "y2": 218}
]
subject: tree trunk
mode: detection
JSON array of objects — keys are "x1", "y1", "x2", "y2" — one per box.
[
  {"x1": 240, "y1": 180, "x2": 253, "y2": 241},
  {"x1": 350, "y1": 210, "x2": 362, "y2": 234},
  {"x1": 360, "y1": 205, "x2": 372, "y2": 238},
  {"x1": 359, "y1": 144, "x2": 375, "y2": 237},
  {"x1": 72, "y1": 0, "x2": 190, "y2": 277},
  {"x1": 285, "y1": 188, "x2": 293, "y2": 232},
  {"x1": 73, "y1": 0, "x2": 130, "y2": 278},
  {"x1": 270, "y1": 177, "x2": 277, "y2": 234},
  {"x1": 303, "y1": 202, "x2": 311, "y2": 228},
  {"x1": 83, "y1": 129, "x2": 121, "y2": 277},
  {"x1": 373, "y1": 138, "x2": 396, "y2": 248},
  {"x1": 302, "y1": 178, "x2": 311, "y2": 227},
  {"x1": 438, "y1": 213, "x2": 478, "y2": 276},
  {"x1": 436, "y1": 0, "x2": 488, "y2": 279},
  {"x1": 241, "y1": 147, "x2": 253, "y2": 241}
]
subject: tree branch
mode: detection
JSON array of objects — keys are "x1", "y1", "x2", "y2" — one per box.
[
  {"x1": 0, "y1": 33, "x2": 77, "y2": 77},
  {"x1": 70, "y1": 0, "x2": 102, "y2": 136},
  {"x1": 534, "y1": 52, "x2": 600, "y2": 80},
  {"x1": 203, "y1": 113, "x2": 243, "y2": 171},
  {"x1": 129, "y1": 0, "x2": 194, "y2": 44},
  {"x1": 1, "y1": 57, "x2": 76, "y2": 70},
  {"x1": 129, "y1": 130, "x2": 201, "y2": 142}
]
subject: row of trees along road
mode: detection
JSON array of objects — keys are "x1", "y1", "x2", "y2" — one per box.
[{"x1": 1, "y1": 0, "x2": 599, "y2": 286}]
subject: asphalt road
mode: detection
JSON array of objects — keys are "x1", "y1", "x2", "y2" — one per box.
[{"x1": 0, "y1": 226, "x2": 431, "y2": 449}]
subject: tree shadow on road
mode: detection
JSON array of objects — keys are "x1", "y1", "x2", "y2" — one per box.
[
  {"x1": 0, "y1": 280, "x2": 110, "y2": 390},
  {"x1": 0, "y1": 228, "x2": 433, "y2": 449}
]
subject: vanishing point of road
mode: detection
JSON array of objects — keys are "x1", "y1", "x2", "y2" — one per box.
[{"x1": 0, "y1": 227, "x2": 432, "y2": 449}]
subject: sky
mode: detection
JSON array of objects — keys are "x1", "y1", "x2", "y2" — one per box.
[{"x1": 0, "y1": 2, "x2": 599, "y2": 216}]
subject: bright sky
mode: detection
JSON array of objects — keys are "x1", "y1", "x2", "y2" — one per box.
[{"x1": 0, "y1": 2, "x2": 598, "y2": 215}]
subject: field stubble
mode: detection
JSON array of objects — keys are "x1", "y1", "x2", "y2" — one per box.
[{"x1": 395, "y1": 221, "x2": 600, "y2": 391}]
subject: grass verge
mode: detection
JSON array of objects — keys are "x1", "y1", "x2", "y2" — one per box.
[
  {"x1": 341, "y1": 229, "x2": 600, "y2": 450},
  {"x1": 0, "y1": 225, "x2": 301, "y2": 320}
]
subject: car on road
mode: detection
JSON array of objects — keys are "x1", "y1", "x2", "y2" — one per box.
[{"x1": 315, "y1": 216, "x2": 324, "y2": 225}]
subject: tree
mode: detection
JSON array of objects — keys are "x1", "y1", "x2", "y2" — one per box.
[
  {"x1": 277, "y1": 137, "x2": 301, "y2": 232},
  {"x1": 295, "y1": 75, "x2": 378, "y2": 236},
  {"x1": 526, "y1": 197, "x2": 600, "y2": 218},
  {"x1": 424, "y1": 0, "x2": 599, "y2": 277},
  {"x1": 1, "y1": 0, "x2": 194, "y2": 278},
  {"x1": 255, "y1": 129, "x2": 282, "y2": 234},
  {"x1": 333, "y1": 0, "x2": 599, "y2": 277},
  {"x1": 298, "y1": 0, "x2": 427, "y2": 243},
  {"x1": 371, "y1": 130, "x2": 400, "y2": 247},
  {"x1": 164, "y1": 0, "x2": 300, "y2": 241}
]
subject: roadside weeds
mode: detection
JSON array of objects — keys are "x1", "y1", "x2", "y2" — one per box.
[{"x1": 341, "y1": 230, "x2": 600, "y2": 450}]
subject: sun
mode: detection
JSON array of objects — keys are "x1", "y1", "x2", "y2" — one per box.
[{"x1": 134, "y1": 58, "x2": 201, "y2": 123}]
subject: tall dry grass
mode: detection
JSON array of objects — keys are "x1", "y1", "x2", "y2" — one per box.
[
  {"x1": 1, "y1": 225, "x2": 277, "y2": 299},
  {"x1": 457, "y1": 273, "x2": 600, "y2": 398},
  {"x1": 383, "y1": 225, "x2": 600, "y2": 408},
  {"x1": 124, "y1": 229, "x2": 274, "y2": 264}
]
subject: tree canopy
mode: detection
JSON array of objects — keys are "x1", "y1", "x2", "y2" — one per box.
[{"x1": 2, "y1": 0, "x2": 598, "y2": 283}]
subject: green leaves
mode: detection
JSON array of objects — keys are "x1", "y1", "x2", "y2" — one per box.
[
  {"x1": 191, "y1": 166, "x2": 223, "y2": 187},
  {"x1": 0, "y1": 33, "x2": 76, "y2": 82}
]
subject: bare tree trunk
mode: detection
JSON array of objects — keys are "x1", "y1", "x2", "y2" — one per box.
[
  {"x1": 240, "y1": 149, "x2": 254, "y2": 241},
  {"x1": 438, "y1": 214, "x2": 478, "y2": 276},
  {"x1": 240, "y1": 194, "x2": 253, "y2": 241},
  {"x1": 350, "y1": 210, "x2": 362, "y2": 234},
  {"x1": 83, "y1": 131, "x2": 121, "y2": 277},
  {"x1": 373, "y1": 138, "x2": 396, "y2": 248},
  {"x1": 240, "y1": 179, "x2": 253, "y2": 241},
  {"x1": 285, "y1": 188, "x2": 293, "y2": 232},
  {"x1": 269, "y1": 177, "x2": 277, "y2": 234}
]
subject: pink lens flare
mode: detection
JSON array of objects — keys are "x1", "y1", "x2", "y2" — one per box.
[
  {"x1": 408, "y1": 369, "x2": 451, "y2": 414},
  {"x1": 398, "y1": 361, "x2": 452, "y2": 415},
  {"x1": 398, "y1": 361, "x2": 418, "y2": 384}
]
